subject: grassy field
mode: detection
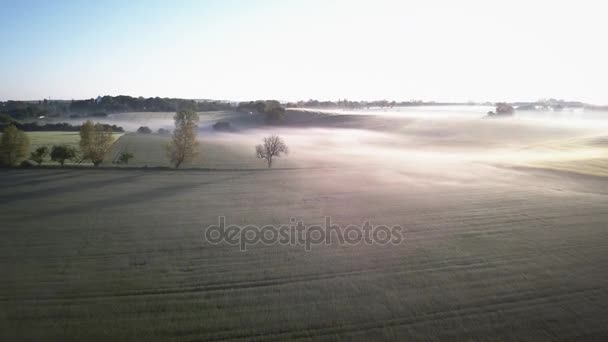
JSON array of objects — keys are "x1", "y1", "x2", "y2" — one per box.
[
  {"x1": 2, "y1": 111, "x2": 608, "y2": 340},
  {"x1": 25, "y1": 132, "x2": 81, "y2": 150},
  {"x1": 1, "y1": 166, "x2": 608, "y2": 340}
]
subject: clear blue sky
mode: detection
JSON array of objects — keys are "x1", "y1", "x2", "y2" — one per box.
[{"x1": 1, "y1": 0, "x2": 607, "y2": 103}]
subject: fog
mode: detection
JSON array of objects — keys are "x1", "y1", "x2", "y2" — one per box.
[
  {"x1": 199, "y1": 107, "x2": 608, "y2": 181},
  {"x1": 56, "y1": 106, "x2": 608, "y2": 178}
]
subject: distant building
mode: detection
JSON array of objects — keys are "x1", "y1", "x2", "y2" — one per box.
[{"x1": 95, "y1": 96, "x2": 103, "y2": 104}]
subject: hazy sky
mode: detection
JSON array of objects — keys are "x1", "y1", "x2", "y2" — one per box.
[{"x1": 1, "y1": 0, "x2": 607, "y2": 103}]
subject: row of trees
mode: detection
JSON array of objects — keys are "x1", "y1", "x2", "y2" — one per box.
[
  {"x1": 0, "y1": 96, "x2": 235, "y2": 120},
  {"x1": 0, "y1": 117, "x2": 124, "y2": 133},
  {"x1": 2, "y1": 110, "x2": 289, "y2": 169},
  {"x1": 0, "y1": 121, "x2": 116, "y2": 167}
]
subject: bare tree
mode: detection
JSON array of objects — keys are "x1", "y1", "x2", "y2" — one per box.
[
  {"x1": 255, "y1": 135, "x2": 288, "y2": 168},
  {"x1": 167, "y1": 110, "x2": 199, "y2": 168}
]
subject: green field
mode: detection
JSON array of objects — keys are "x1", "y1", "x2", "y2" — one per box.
[
  {"x1": 3, "y1": 112, "x2": 608, "y2": 340},
  {"x1": 2, "y1": 166, "x2": 608, "y2": 341},
  {"x1": 25, "y1": 132, "x2": 82, "y2": 150}
]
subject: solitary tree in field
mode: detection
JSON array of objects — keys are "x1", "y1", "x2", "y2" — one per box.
[
  {"x1": 79, "y1": 120, "x2": 114, "y2": 167},
  {"x1": 255, "y1": 135, "x2": 288, "y2": 168},
  {"x1": 30, "y1": 146, "x2": 49, "y2": 165},
  {"x1": 0, "y1": 124, "x2": 30, "y2": 166},
  {"x1": 167, "y1": 110, "x2": 199, "y2": 168},
  {"x1": 50, "y1": 145, "x2": 77, "y2": 166}
]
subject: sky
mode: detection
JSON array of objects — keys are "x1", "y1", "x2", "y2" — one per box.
[{"x1": 1, "y1": 0, "x2": 607, "y2": 104}]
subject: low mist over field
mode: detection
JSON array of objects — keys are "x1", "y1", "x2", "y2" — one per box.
[{"x1": 86, "y1": 106, "x2": 608, "y2": 179}]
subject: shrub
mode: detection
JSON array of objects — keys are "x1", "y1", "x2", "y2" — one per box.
[
  {"x1": 30, "y1": 146, "x2": 49, "y2": 165},
  {"x1": 50, "y1": 145, "x2": 77, "y2": 166}
]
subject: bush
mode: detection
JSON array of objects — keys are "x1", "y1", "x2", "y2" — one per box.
[
  {"x1": 50, "y1": 145, "x2": 77, "y2": 166},
  {"x1": 157, "y1": 128, "x2": 170, "y2": 135},
  {"x1": 30, "y1": 146, "x2": 49, "y2": 165}
]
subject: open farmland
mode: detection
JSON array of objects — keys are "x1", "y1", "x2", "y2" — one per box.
[
  {"x1": 2, "y1": 160, "x2": 608, "y2": 340},
  {"x1": 2, "y1": 108, "x2": 608, "y2": 340}
]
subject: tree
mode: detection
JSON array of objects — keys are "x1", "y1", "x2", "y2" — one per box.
[
  {"x1": 50, "y1": 145, "x2": 77, "y2": 166},
  {"x1": 137, "y1": 126, "x2": 152, "y2": 134},
  {"x1": 79, "y1": 120, "x2": 114, "y2": 166},
  {"x1": 0, "y1": 124, "x2": 30, "y2": 166},
  {"x1": 117, "y1": 152, "x2": 134, "y2": 165},
  {"x1": 157, "y1": 128, "x2": 170, "y2": 135},
  {"x1": 167, "y1": 110, "x2": 199, "y2": 168},
  {"x1": 30, "y1": 146, "x2": 49, "y2": 165},
  {"x1": 255, "y1": 135, "x2": 288, "y2": 168}
]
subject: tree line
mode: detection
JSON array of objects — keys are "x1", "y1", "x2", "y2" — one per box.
[
  {"x1": 2, "y1": 110, "x2": 290, "y2": 169},
  {"x1": 0, "y1": 116, "x2": 124, "y2": 133},
  {"x1": 0, "y1": 121, "x2": 117, "y2": 167},
  {"x1": 283, "y1": 99, "x2": 427, "y2": 109},
  {"x1": 0, "y1": 96, "x2": 235, "y2": 120}
]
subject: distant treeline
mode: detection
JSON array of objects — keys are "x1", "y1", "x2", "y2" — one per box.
[
  {"x1": 284, "y1": 99, "x2": 434, "y2": 109},
  {"x1": 0, "y1": 120, "x2": 124, "y2": 133},
  {"x1": 0, "y1": 96, "x2": 234, "y2": 120}
]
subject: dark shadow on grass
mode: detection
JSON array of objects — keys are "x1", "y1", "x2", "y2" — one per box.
[
  {"x1": 18, "y1": 174, "x2": 246, "y2": 221},
  {"x1": 0, "y1": 170, "x2": 87, "y2": 189},
  {"x1": 0, "y1": 173, "x2": 146, "y2": 205}
]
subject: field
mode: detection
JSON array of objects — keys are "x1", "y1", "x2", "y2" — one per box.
[
  {"x1": 2, "y1": 108, "x2": 608, "y2": 340},
  {"x1": 25, "y1": 132, "x2": 81, "y2": 150},
  {"x1": 2, "y1": 165, "x2": 608, "y2": 340}
]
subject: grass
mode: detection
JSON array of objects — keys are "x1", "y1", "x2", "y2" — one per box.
[
  {"x1": 1, "y1": 165, "x2": 608, "y2": 341},
  {"x1": 2, "y1": 112, "x2": 608, "y2": 340},
  {"x1": 25, "y1": 131, "x2": 82, "y2": 150}
]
